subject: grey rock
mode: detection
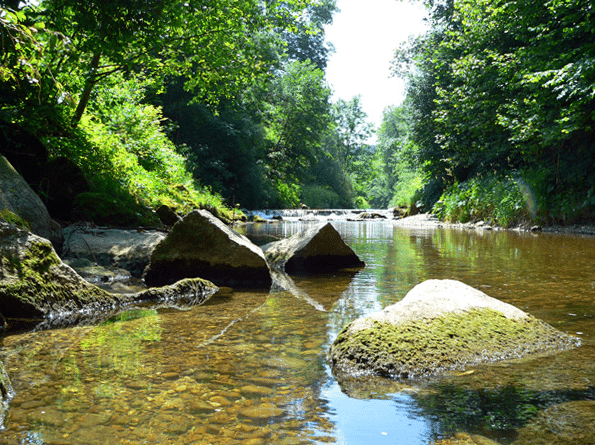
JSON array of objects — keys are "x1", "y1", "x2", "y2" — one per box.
[
  {"x1": 62, "y1": 225, "x2": 167, "y2": 277},
  {"x1": 263, "y1": 222, "x2": 365, "y2": 274},
  {"x1": 143, "y1": 209, "x2": 272, "y2": 289},
  {"x1": 156, "y1": 205, "x2": 182, "y2": 227},
  {"x1": 0, "y1": 155, "x2": 62, "y2": 248}
]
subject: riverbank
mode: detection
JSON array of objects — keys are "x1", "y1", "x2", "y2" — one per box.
[{"x1": 393, "y1": 213, "x2": 595, "y2": 237}]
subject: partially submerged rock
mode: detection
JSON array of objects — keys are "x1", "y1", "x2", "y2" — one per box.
[
  {"x1": 0, "y1": 221, "x2": 125, "y2": 319},
  {"x1": 144, "y1": 209, "x2": 272, "y2": 289},
  {"x1": 0, "y1": 359, "x2": 13, "y2": 430},
  {"x1": 130, "y1": 277, "x2": 218, "y2": 308},
  {"x1": 62, "y1": 225, "x2": 167, "y2": 277},
  {"x1": 263, "y1": 222, "x2": 364, "y2": 274},
  {"x1": 329, "y1": 279, "x2": 581, "y2": 380},
  {"x1": 0, "y1": 221, "x2": 218, "y2": 324}
]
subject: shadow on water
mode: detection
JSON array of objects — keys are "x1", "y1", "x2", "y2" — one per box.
[{"x1": 415, "y1": 383, "x2": 595, "y2": 443}]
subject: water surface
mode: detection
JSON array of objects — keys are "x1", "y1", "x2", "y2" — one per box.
[{"x1": 1, "y1": 221, "x2": 594, "y2": 444}]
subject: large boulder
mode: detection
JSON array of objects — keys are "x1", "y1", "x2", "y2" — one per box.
[
  {"x1": 143, "y1": 209, "x2": 272, "y2": 289},
  {"x1": 0, "y1": 221, "x2": 218, "y2": 323},
  {"x1": 0, "y1": 220, "x2": 126, "y2": 319},
  {"x1": 263, "y1": 222, "x2": 365, "y2": 274},
  {"x1": 0, "y1": 155, "x2": 62, "y2": 248},
  {"x1": 329, "y1": 279, "x2": 581, "y2": 380},
  {"x1": 62, "y1": 225, "x2": 167, "y2": 277}
]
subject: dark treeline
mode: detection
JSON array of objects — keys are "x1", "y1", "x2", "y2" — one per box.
[{"x1": 1, "y1": 0, "x2": 593, "y2": 225}]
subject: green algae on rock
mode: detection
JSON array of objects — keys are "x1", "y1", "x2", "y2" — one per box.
[
  {"x1": 0, "y1": 221, "x2": 219, "y2": 323},
  {"x1": 0, "y1": 221, "x2": 124, "y2": 319},
  {"x1": 329, "y1": 280, "x2": 581, "y2": 380},
  {"x1": 0, "y1": 359, "x2": 13, "y2": 429}
]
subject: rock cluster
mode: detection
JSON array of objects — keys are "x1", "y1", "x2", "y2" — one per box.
[{"x1": 0, "y1": 221, "x2": 218, "y2": 323}]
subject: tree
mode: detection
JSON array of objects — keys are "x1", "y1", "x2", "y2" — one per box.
[
  {"x1": 396, "y1": 0, "x2": 595, "y2": 221},
  {"x1": 28, "y1": 0, "x2": 316, "y2": 126},
  {"x1": 332, "y1": 96, "x2": 374, "y2": 168},
  {"x1": 264, "y1": 61, "x2": 332, "y2": 194},
  {"x1": 283, "y1": 0, "x2": 338, "y2": 70}
]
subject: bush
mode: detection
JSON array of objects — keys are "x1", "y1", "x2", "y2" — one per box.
[
  {"x1": 355, "y1": 196, "x2": 370, "y2": 209},
  {"x1": 390, "y1": 170, "x2": 424, "y2": 208},
  {"x1": 274, "y1": 181, "x2": 301, "y2": 208},
  {"x1": 72, "y1": 192, "x2": 160, "y2": 227},
  {"x1": 433, "y1": 175, "x2": 530, "y2": 227},
  {"x1": 45, "y1": 74, "x2": 234, "y2": 222}
]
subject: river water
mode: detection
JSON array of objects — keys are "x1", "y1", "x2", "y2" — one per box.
[{"x1": 1, "y1": 220, "x2": 595, "y2": 444}]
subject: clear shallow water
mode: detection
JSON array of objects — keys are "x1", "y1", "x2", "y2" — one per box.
[{"x1": 1, "y1": 221, "x2": 595, "y2": 444}]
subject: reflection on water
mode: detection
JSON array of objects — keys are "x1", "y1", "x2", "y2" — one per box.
[{"x1": 1, "y1": 221, "x2": 595, "y2": 444}]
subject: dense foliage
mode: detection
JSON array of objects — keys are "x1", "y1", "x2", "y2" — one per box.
[
  {"x1": 389, "y1": 0, "x2": 595, "y2": 225},
  {"x1": 4, "y1": 0, "x2": 592, "y2": 225},
  {"x1": 1, "y1": 0, "x2": 391, "y2": 220}
]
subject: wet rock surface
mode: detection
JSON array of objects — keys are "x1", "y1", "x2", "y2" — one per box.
[
  {"x1": 0, "y1": 221, "x2": 218, "y2": 329},
  {"x1": 263, "y1": 222, "x2": 364, "y2": 274},
  {"x1": 62, "y1": 225, "x2": 167, "y2": 278},
  {"x1": 144, "y1": 209, "x2": 272, "y2": 289},
  {"x1": 329, "y1": 279, "x2": 581, "y2": 380},
  {"x1": 0, "y1": 359, "x2": 13, "y2": 429},
  {"x1": 0, "y1": 221, "x2": 124, "y2": 320}
]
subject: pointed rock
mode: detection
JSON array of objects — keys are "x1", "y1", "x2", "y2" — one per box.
[
  {"x1": 263, "y1": 222, "x2": 364, "y2": 274},
  {"x1": 143, "y1": 209, "x2": 272, "y2": 289}
]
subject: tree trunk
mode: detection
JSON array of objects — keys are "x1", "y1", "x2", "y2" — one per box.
[{"x1": 72, "y1": 52, "x2": 102, "y2": 127}]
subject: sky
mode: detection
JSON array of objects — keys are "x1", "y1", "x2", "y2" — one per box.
[{"x1": 324, "y1": 0, "x2": 428, "y2": 139}]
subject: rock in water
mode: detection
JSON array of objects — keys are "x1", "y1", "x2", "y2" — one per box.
[
  {"x1": 329, "y1": 279, "x2": 581, "y2": 380},
  {"x1": 0, "y1": 221, "x2": 123, "y2": 319},
  {"x1": 0, "y1": 359, "x2": 13, "y2": 429},
  {"x1": 143, "y1": 209, "x2": 272, "y2": 289},
  {"x1": 0, "y1": 221, "x2": 218, "y2": 323},
  {"x1": 263, "y1": 222, "x2": 365, "y2": 274}
]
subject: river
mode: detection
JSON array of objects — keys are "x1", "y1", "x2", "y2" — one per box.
[{"x1": 1, "y1": 219, "x2": 594, "y2": 444}]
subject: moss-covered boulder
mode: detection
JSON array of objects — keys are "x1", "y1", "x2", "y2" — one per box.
[
  {"x1": 144, "y1": 209, "x2": 272, "y2": 289},
  {"x1": 0, "y1": 358, "x2": 13, "y2": 429},
  {"x1": 0, "y1": 220, "x2": 124, "y2": 319},
  {"x1": 0, "y1": 221, "x2": 219, "y2": 322},
  {"x1": 329, "y1": 279, "x2": 581, "y2": 380},
  {"x1": 263, "y1": 222, "x2": 365, "y2": 274}
]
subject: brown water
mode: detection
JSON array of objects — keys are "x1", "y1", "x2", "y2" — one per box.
[{"x1": 1, "y1": 221, "x2": 595, "y2": 444}]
